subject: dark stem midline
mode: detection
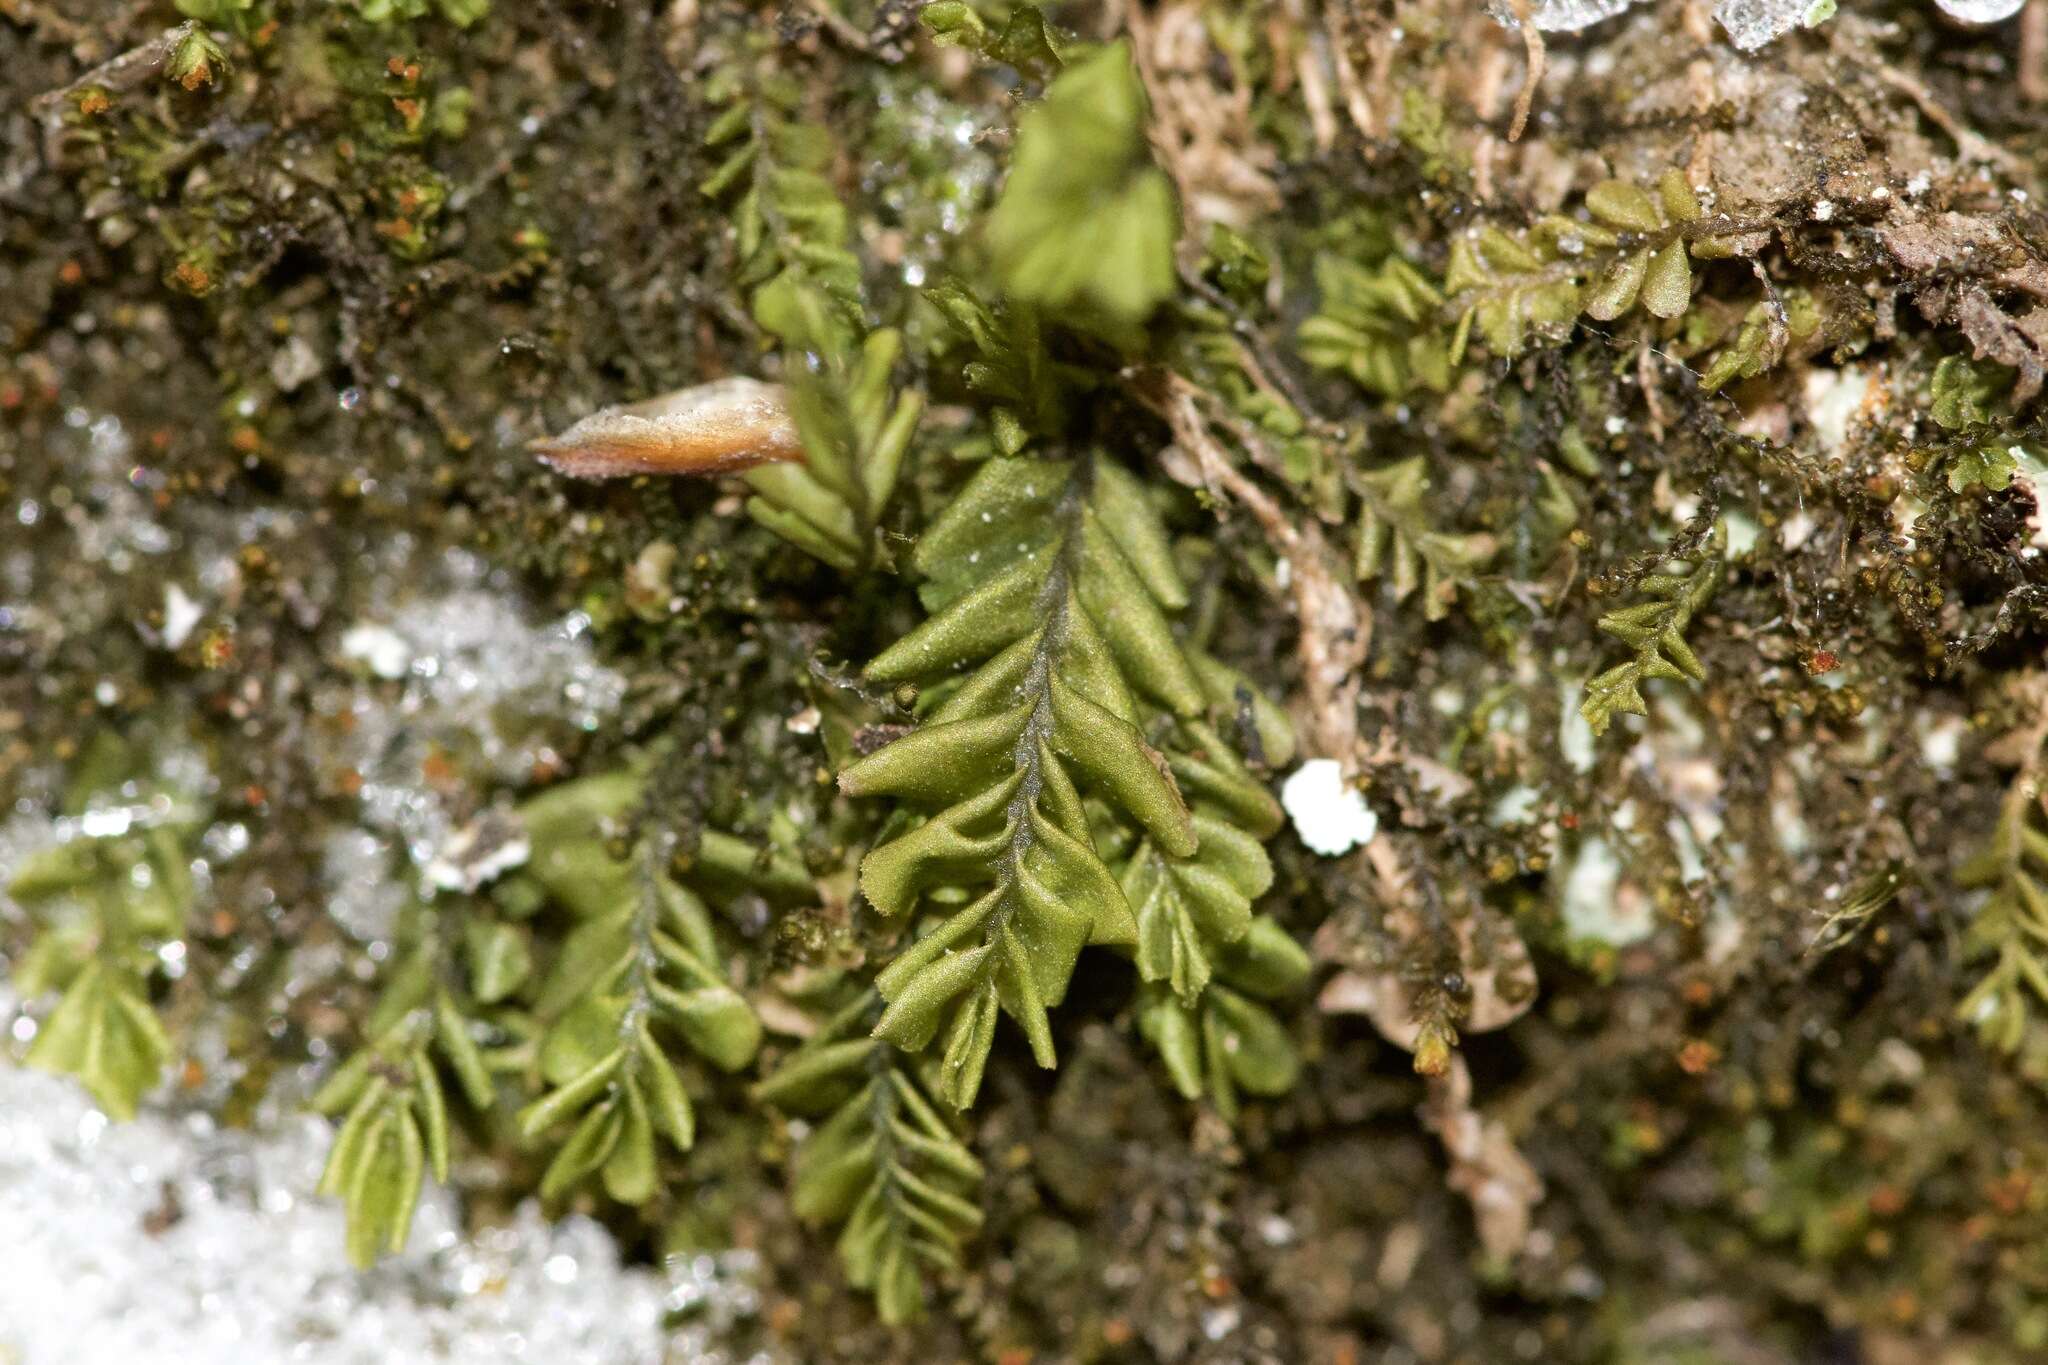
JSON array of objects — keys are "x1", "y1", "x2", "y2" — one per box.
[
  {"x1": 608, "y1": 836, "x2": 670, "y2": 1083},
  {"x1": 975, "y1": 459, "x2": 1096, "y2": 1000},
  {"x1": 861, "y1": 1042, "x2": 908, "y2": 1234}
]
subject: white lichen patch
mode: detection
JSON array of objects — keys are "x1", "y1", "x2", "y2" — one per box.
[{"x1": 1281, "y1": 759, "x2": 1379, "y2": 856}]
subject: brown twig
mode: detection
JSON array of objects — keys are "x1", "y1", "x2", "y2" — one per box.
[
  {"x1": 1505, "y1": 0, "x2": 1545, "y2": 143},
  {"x1": 1131, "y1": 369, "x2": 1369, "y2": 763}
]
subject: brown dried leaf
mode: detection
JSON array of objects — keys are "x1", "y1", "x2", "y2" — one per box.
[{"x1": 532, "y1": 377, "x2": 803, "y2": 480}]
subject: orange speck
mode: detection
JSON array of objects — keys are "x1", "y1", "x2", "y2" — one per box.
[
  {"x1": 172, "y1": 260, "x2": 212, "y2": 293},
  {"x1": 1102, "y1": 1319, "x2": 1133, "y2": 1346},
  {"x1": 180, "y1": 1059, "x2": 206, "y2": 1089},
  {"x1": 1201, "y1": 1273, "x2": 1234, "y2": 1299},
  {"x1": 1677, "y1": 1040, "x2": 1719, "y2": 1075},
  {"x1": 1868, "y1": 1184, "x2": 1907, "y2": 1217},
  {"x1": 391, "y1": 96, "x2": 422, "y2": 125},
  {"x1": 230, "y1": 425, "x2": 260, "y2": 453},
  {"x1": 77, "y1": 89, "x2": 111, "y2": 116},
  {"x1": 1989, "y1": 1171, "x2": 2032, "y2": 1215},
  {"x1": 1681, "y1": 979, "x2": 1714, "y2": 1007},
  {"x1": 1805, "y1": 649, "x2": 1839, "y2": 676},
  {"x1": 420, "y1": 749, "x2": 460, "y2": 790}
]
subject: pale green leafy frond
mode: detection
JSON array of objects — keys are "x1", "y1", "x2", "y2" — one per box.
[
  {"x1": 1121, "y1": 707, "x2": 1307, "y2": 1119},
  {"x1": 310, "y1": 958, "x2": 493, "y2": 1266},
  {"x1": 9, "y1": 744, "x2": 197, "y2": 1120},
  {"x1": 1136, "y1": 917, "x2": 1310, "y2": 1121},
  {"x1": 923, "y1": 279, "x2": 1075, "y2": 455},
  {"x1": 1957, "y1": 788, "x2": 2048, "y2": 1053},
  {"x1": 1442, "y1": 170, "x2": 1734, "y2": 360},
  {"x1": 1353, "y1": 457, "x2": 1498, "y2": 622},
  {"x1": 741, "y1": 291, "x2": 923, "y2": 573},
  {"x1": 920, "y1": 1, "x2": 1065, "y2": 81},
  {"x1": 1296, "y1": 253, "x2": 1454, "y2": 399},
  {"x1": 984, "y1": 42, "x2": 1179, "y2": 329},
  {"x1": 1580, "y1": 526, "x2": 1725, "y2": 736},
  {"x1": 1931, "y1": 354, "x2": 2014, "y2": 431},
  {"x1": 840, "y1": 456, "x2": 1223, "y2": 1108},
  {"x1": 510, "y1": 773, "x2": 769, "y2": 1204},
  {"x1": 754, "y1": 996, "x2": 983, "y2": 1324},
  {"x1": 1699, "y1": 289, "x2": 1822, "y2": 393},
  {"x1": 698, "y1": 63, "x2": 862, "y2": 338}
]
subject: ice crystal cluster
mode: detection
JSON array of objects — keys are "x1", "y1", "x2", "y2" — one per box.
[
  {"x1": 0, "y1": 1069, "x2": 765, "y2": 1365},
  {"x1": 1491, "y1": 0, "x2": 2022, "y2": 48}
]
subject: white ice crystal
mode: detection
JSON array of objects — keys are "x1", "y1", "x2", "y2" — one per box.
[
  {"x1": 1933, "y1": 0, "x2": 2025, "y2": 22},
  {"x1": 1485, "y1": 0, "x2": 2028, "y2": 52},
  {"x1": 1486, "y1": 0, "x2": 1641, "y2": 34},
  {"x1": 161, "y1": 583, "x2": 204, "y2": 649},
  {"x1": 341, "y1": 621, "x2": 413, "y2": 679},
  {"x1": 1280, "y1": 759, "x2": 1379, "y2": 856},
  {"x1": 317, "y1": 550, "x2": 626, "y2": 870},
  {"x1": 0, "y1": 1068, "x2": 768, "y2": 1365}
]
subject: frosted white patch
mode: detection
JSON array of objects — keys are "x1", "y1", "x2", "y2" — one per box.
[
  {"x1": 1486, "y1": 0, "x2": 1641, "y2": 32},
  {"x1": 1281, "y1": 759, "x2": 1378, "y2": 856},
  {"x1": 316, "y1": 552, "x2": 627, "y2": 869},
  {"x1": 1804, "y1": 364, "x2": 1872, "y2": 458},
  {"x1": 1666, "y1": 816, "x2": 1706, "y2": 881},
  {"x1": 2011, "y1": 447, "x2": 2048, "y2": 551},
  {"x1": 0, "y1": 1069, "x2": 763, "y2": 1365},
  {"x1": 1560, "y1": 837, "x2": 1653, "y2": 946},
  {"x1": 1778, "y1": 510, "x2": 1817, "y2": 550},
  {"x1": 320, "y1": 828, "x2": 410, "y2": 941},
  {"x1": 1559, "y1": 681, "x2": 1596, "y2": 773},
  {"x1": 1893, "y1": 492, "x2": 1928, "y2": 550},
  {"x1": 1720, "y1": 509, "x2": 1762, "y2": 557},
  {"x1": 1714, "y1": 0, "x2": 1825, "y2": 48},
  {"x1": 270, "y1": 335, "x2": 322, "y2": 393},
  {"x1": 1490, "y1": 784, "x2": 1541, "y2": 827},
  {"x1": 161, "y1": 584, "x2": 204, "y2": 649},
  {"x1": 423, "y1": 811, "x2": 531, "y2": 895},
  {"x1": 1935, "y1": 0, "x2": 2025, "y2": 22},
  {"x1": 341, "y1": 622, "x2": 412, "y2": 680},
  {"x1": 1918, "y1": 712, "x2": 1968, "y2": 772}
]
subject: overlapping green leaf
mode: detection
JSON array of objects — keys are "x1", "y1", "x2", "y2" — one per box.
[
  {"x1": 1580, "y1": 525, "x2": 1724, "y2": 735},
  {"x1": 984, "y1": 42, "x2": 1179, "y2": 329},
  {"x1": 840, "y1": 456, "x2": 1221, "y2": 1107},
  {"x1": 510, "y1": 773, "x2": 770, "y2": 1203},
  {"x1": 754, "y1": 997, "x2": 983, "y2": 1323},
  {"x1": 1353, "y1": 457, "x2": 1498, "y2": 622}
]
